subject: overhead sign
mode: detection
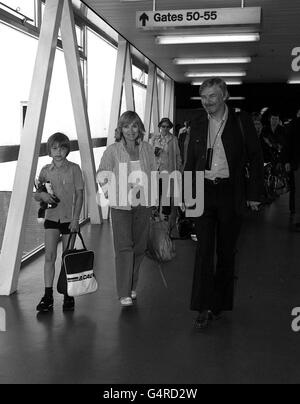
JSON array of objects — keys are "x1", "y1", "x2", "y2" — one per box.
[{"x1": 137, "y1": 7, "x2": 261, "y2": 29}]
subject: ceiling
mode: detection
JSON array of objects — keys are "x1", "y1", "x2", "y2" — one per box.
[{"x1": 81, "y1": 0, "x2": 300, "y2": 85}]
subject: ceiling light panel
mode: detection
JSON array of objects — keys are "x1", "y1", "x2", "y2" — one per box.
[
  {"x1": 156, "y1": 33, "x2": 260, "y2": 45},
  {"x1": 185, "y1": 72, "x2": 246, "y2": 77},
  {"x1": 174, "y1": 57, "x2": 252, "y2": 65},
  {"x1": 192, "y1": 81, "x2": 243, "y2": 85}
]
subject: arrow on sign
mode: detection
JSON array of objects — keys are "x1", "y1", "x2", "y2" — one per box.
[{"x1": 139, "y1": 13, "x2": 149, "y2": 27}]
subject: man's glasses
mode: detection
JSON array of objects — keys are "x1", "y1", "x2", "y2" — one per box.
[{"x1": 160, "y1": 125, "x2": 170, "y2": 129}]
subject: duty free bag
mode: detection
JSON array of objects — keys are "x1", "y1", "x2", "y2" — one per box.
[{"x1": 57, "y1": 231, "x2": 98, "y2": 297}]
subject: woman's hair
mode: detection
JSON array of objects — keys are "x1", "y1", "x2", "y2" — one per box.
[
  {"x1": 158, "y1": 117, "x2": 173, "y2": 129},
  {"x1": 199, "y1": 77, "x2": 229, "y2": 101},
  {"x1": 47, "y1": 132, "x2": 70, "y2": 156},
  {"x1": 115, "y1": 111, "x2": 145, "y2": 143}
]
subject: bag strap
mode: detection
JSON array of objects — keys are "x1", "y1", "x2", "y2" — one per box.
[
  {"x1": 236, "y1": 112, "x2": 250, "y2": 177},
  {"x1": 65, "y1": 230, "x2": 87, "y2": 252},
  {"x1": 236, "y1": 112, "x2": 246, "y2": 151}
]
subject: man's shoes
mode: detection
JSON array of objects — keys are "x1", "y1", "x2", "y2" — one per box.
[
  {"x1": 63, "y1": 295, "x2": 75, "y2": 311},
  {"x1": 209, "y1": 309, "x2": 222, "y2": 320},
  {"x1": 36, "y1": 295, "x2": 53, "y2": 312},
  {"x1": 194, "y1": 310, "x2": 212, "y2": 330},
  {"x1": 131, "y1": 291, "x2": 137, "y2": 300},
  {"x1": 292, "y1": 223, "x2": 300, "y2": 232}
]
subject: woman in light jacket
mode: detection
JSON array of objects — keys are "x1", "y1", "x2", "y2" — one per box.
[{"x1": 97, "y1": 111, "x2": 156, "y2": 307}]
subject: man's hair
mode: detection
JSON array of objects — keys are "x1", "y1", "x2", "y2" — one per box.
[
  {"x1": 268, "y1": 108, "x2": 281, "y2": 118},
  {"x1": 199, "y1": 77, "x2": 229, "y2": 101},
  {"x1": 115, "y1": 110, "x2": 145, "y2": 143},
  {"x1": 251, "y1": 112, "x2": 261, "y2": 122},
  {"x1": 47, "y1": 132, "x2": 70, "y2": 156}
]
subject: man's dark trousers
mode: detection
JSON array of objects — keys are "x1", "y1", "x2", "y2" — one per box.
[{"x1": 190, "y1": 179, "x2": 242, "y2": 312}]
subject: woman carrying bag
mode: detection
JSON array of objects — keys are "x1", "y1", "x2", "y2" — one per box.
[{"x1": 97, "y1": 111, "x2": 156, "y2": 307}]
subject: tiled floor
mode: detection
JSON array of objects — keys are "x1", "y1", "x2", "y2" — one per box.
[{"x1": 0, "y1": 195, "x2": 300, "y2": 384}]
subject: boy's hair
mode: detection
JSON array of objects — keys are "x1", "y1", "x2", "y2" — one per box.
[
  {"x1": 115, "y1": 111, "x2": 145, "y2": 143},
  {"x1": 47, "y1": 132, "x2": 71, "y2": 156},
  {"x1": 199, "y1": 77, "x2": 229, "y2": 101}
]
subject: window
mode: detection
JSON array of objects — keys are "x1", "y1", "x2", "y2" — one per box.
[
  {"x1": 132, "y1": 65, "x2": 148, "y2": 85},
  {"x1": 0, "y1": 21, "x2": 83, "y2": 257},
  {"x1": 86, "y1": 28, "x2": 117, "y2": 139},
  {"x1": 0, "y1": 23, "x2": 37, "y2": 146},
  {"x1": 133, "y1": 83, "x2": 146, "y2": 121},
  {"x1": 0, "y1": 0, "x2": 36, "y2": 24}
]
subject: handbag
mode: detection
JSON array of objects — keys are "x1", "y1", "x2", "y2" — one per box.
[
  {"x1": 146, "y1": 216, "x2": 176, "y2": 263},
  {"x1": 176, "y1": 207, "x2": 196, "y2": 239},
  {"x1": 274, "y1": 172, "x2": 290, "y2": 195},
  {"x1": 57, "y1": 231, "x2": 98, "y2": 297}
]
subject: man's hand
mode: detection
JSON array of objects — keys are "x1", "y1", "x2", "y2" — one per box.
[
  {"x1": 247, "y1": 201, "x2": 261, "y2": 211},
  {"x1": 285, "y1": 163, "x2": 291, "y2": 172}
]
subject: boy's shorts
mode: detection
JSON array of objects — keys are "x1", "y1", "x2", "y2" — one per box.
[{"x1": 44, "y1": 220, "x2": 71, "y2": 235}]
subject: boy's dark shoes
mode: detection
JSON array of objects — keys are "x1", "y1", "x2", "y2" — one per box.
[
  {"x1": 63, "y1": 295, "x2": 75, "y2": 311},
  {"x1": 36, "y1": 295, "x2": 54, "y2": 312}
]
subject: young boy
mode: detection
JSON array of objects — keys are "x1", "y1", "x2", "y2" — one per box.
[{"x1": 35, "y1": 132, "x2": 84, "y2": 312}]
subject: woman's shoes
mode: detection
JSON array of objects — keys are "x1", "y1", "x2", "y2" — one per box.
[
  {"x1": 120, "y1": 291, "x2": 137, "y2": 306},
  {"x1": 120, "y1": 297, "x2": 133, "y2": 306}
]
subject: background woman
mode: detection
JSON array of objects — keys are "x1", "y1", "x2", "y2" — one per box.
[{"x1": 150, "y1": 118, "x2": 182, "y2": 221}]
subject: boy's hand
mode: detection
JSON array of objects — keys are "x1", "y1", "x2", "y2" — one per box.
[
  {"x1": 69, "y1": 218, "x2": 79, "y2": 233},
  {"x1": 41, "y1": 192, "x2": 57, "y2": 204}
]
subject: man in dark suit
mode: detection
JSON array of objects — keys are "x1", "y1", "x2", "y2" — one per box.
[
  {"x1": 184, "y1": 77, "x2": 264, "y2": 329},
  {"x1": 287, "y1": 114, "x2": 300, "y2": 229}
]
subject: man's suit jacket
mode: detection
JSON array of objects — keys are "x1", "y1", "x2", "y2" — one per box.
[
  {"x1": 184, "y1": 108, "x2": 264, "y2": 216},
  {"x1": 287, "y1": 117, "x2": 300, "y2": 171}
]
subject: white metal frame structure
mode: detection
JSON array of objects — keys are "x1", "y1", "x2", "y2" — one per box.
[
  {"x1": 0, "y1": 0, "x2": 102, "y2": 295},
  {"x1": 107, "y1": 37, "x2": 136, "y2": 145},
  {"x1": 0, "y1": 0, "x2": 172, "y2": 296}
]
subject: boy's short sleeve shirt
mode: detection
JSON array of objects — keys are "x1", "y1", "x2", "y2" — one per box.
[{"x1": 38, "y1": 160, "x2": 84, "y2": 223}]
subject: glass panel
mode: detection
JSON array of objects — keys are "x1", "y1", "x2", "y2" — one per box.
[
  {"x1": 0, "y1": 21, "x2": 85, "y2": 257},
  {"x1": 0, "y1": 22, "x2": 38, "y2": 254},
  {"x1": 132, "y1": 65, "x2": 148, "y2": 86},
  {"x1": 0, "y1": 23, "x2": 37, "y2": 146},
  {"x1": 133, "y1": 83, "x2": 146, "y2": 121},
  {"x1": 87, "y1": 28, "x2": 117, "y2": 139},
  {"x1": 0, "y1": 0, "x2": 35, "y2": 24},
  {"x1": 42, "y1": 48, "x2": 77, "y2": 141},
  {"x1": 157, "y1": 77, "x2": 165, "y2": 120}
]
